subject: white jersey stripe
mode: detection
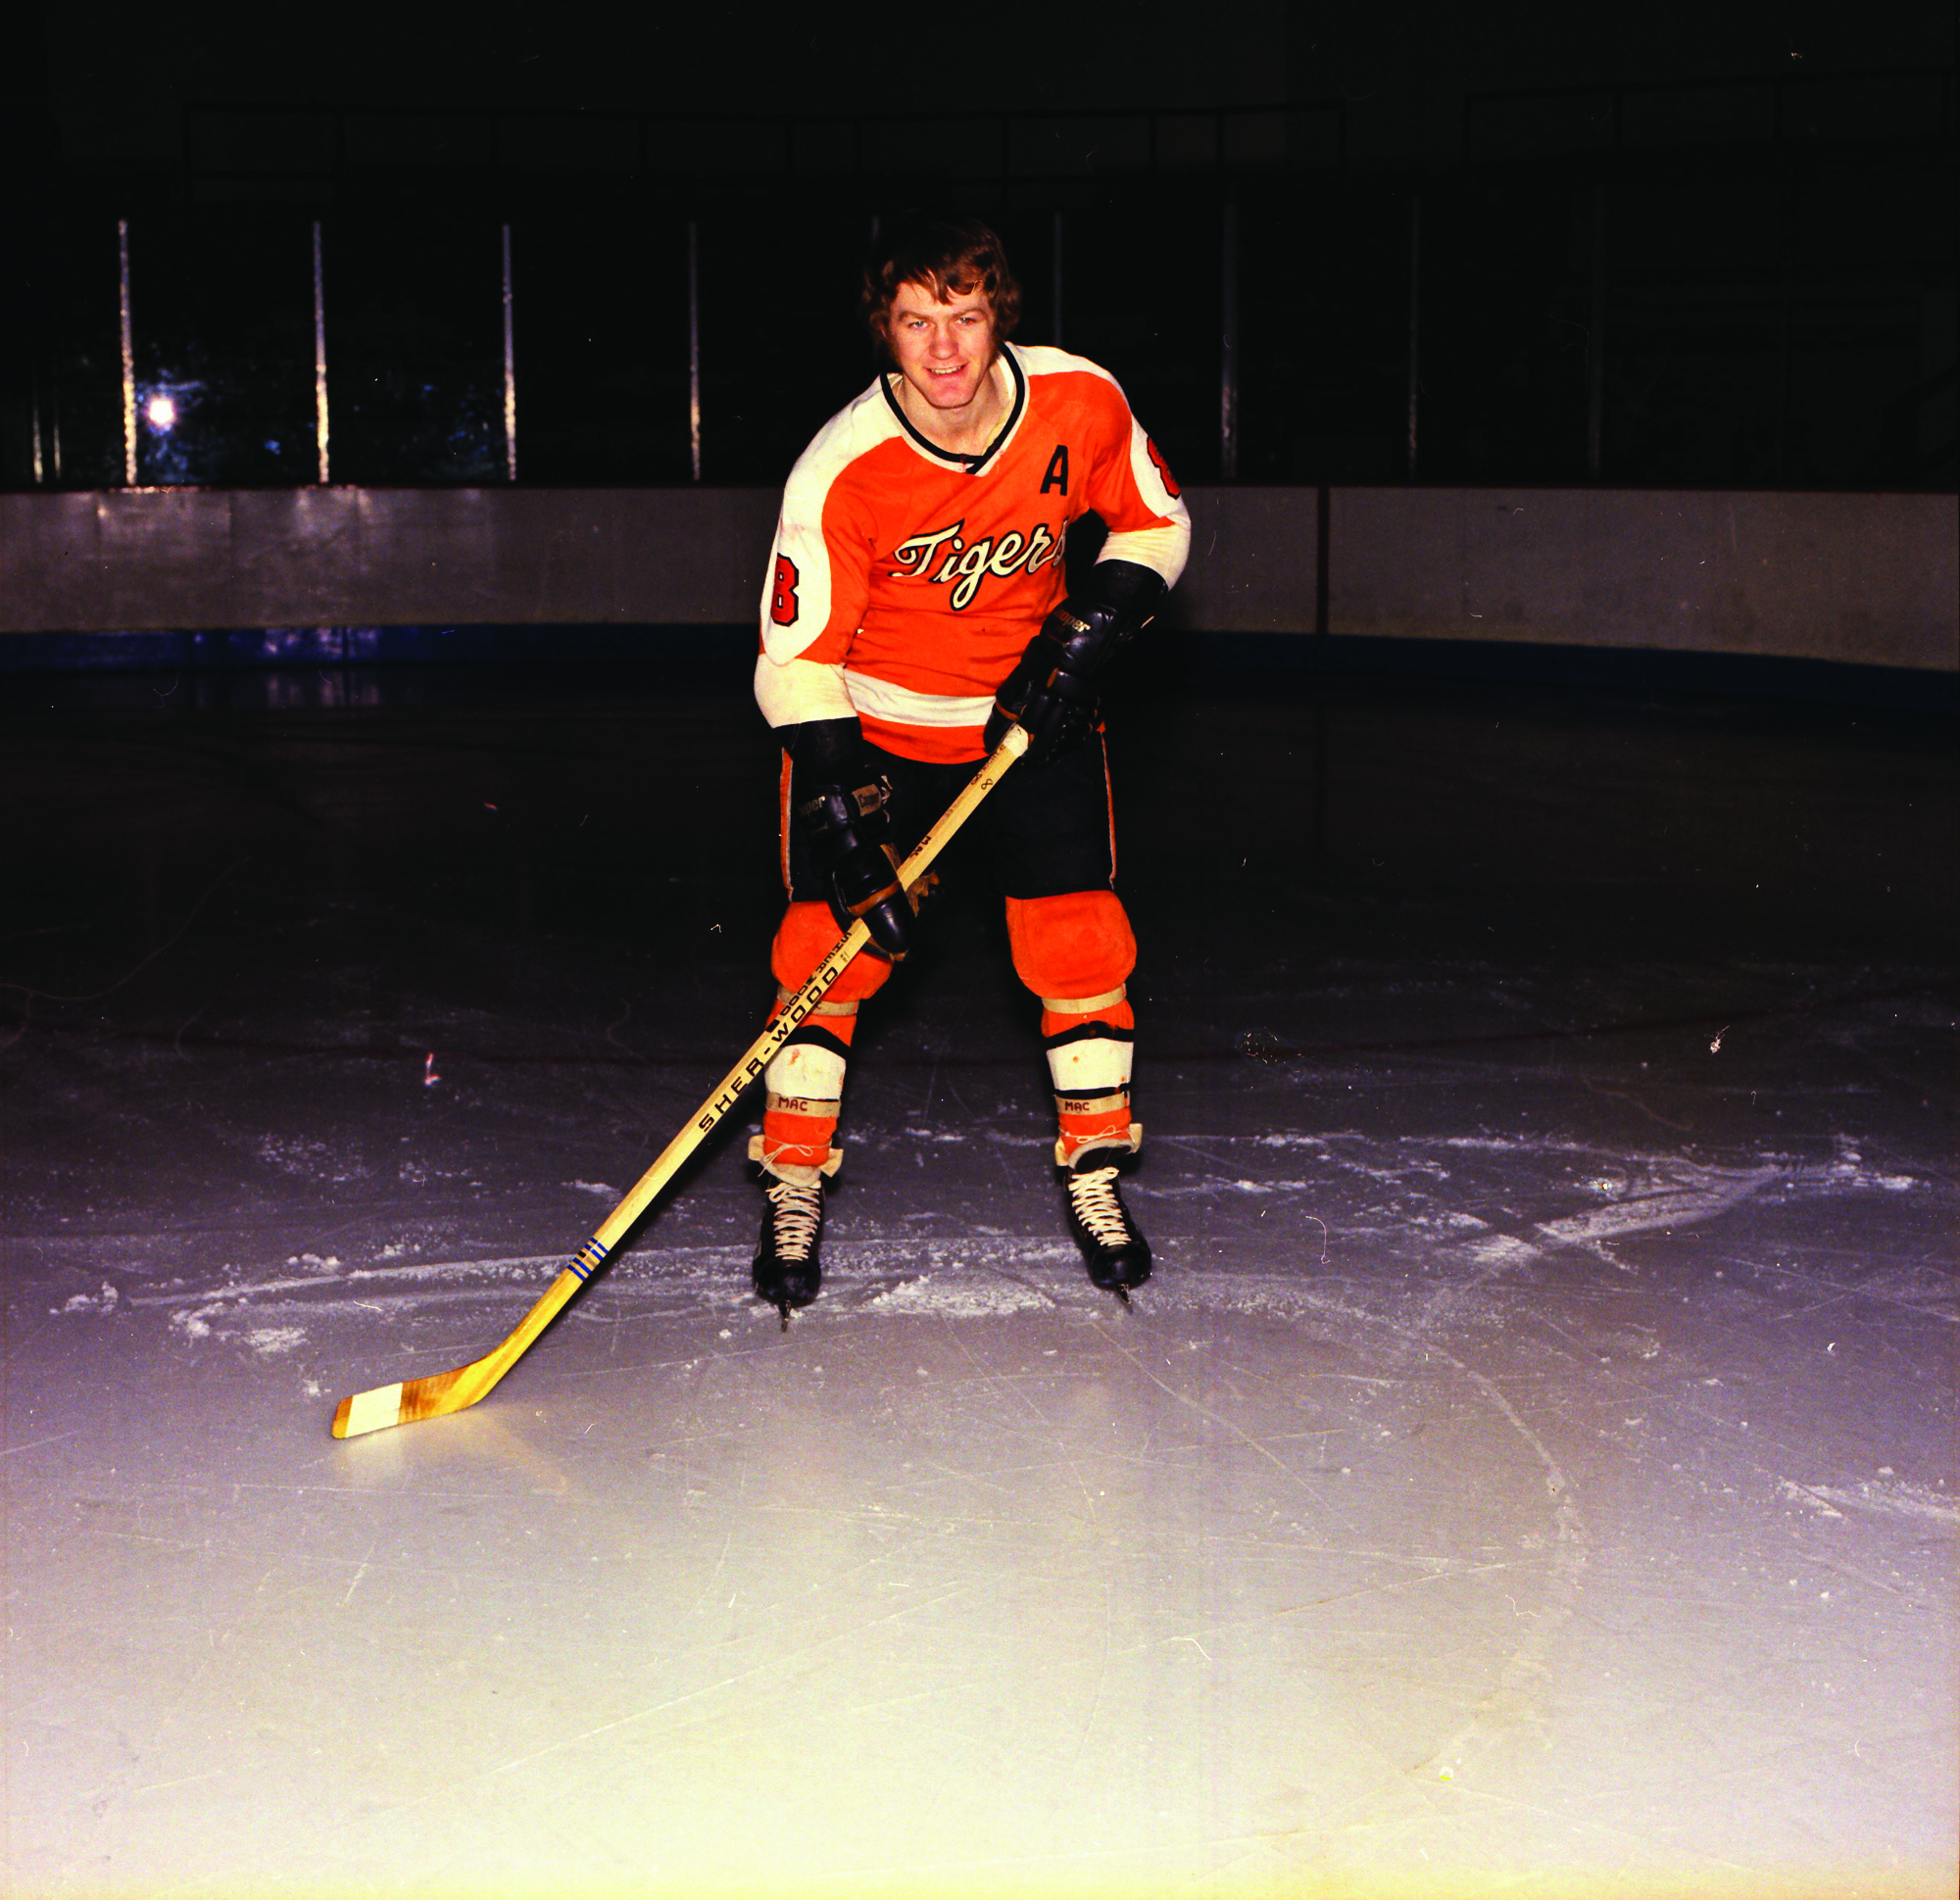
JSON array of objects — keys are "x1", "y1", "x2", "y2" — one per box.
[{"x1": 843, "y1": 668, "x2": 994, "y2": 729}]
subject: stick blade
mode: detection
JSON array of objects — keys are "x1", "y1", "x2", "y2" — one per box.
[
  {"x1": 328, "y1": 1267, "x2": 584, "y2": 1441},
  {"x1": 330, "y1": 1367, "x2": 472, "y2": 1438}
]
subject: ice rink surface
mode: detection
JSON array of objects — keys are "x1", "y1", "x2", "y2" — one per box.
[{"x1": 2, "y1": 656, "x2": 1954, "y2": 1899}]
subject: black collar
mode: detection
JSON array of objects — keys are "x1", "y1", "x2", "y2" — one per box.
[{"x1": 879, "y1": 347, "x2": 1026, "y2": 474}]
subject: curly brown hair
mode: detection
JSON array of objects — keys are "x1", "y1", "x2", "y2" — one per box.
[{"x1": 862, "y1": 214, "x2": 1022, "y2": 349}]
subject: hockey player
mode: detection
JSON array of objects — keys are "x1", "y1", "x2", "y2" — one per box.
[{"x1": 750, "y1": 214, "x2": 1191, "y2": 1315}]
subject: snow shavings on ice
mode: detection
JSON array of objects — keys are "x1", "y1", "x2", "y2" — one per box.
[
  {"x1": 74, "y1": 1129, "x2": 1935, "y2": 1358},
  {"x1": 863, "y1": 1274, "x2": 1056, "y2": 1318},
  {"x1": 256, "y1": 1136, "x2": 367, "y2": 1184},
  {"x1": 1427, "y1": 1132, "x2": 1914, "y2": 1197},
  {"x1": 246, "y1": 1326, "x2": 308, "y2": 1357},
  {"x1": 1149, "y1": 1178, "x2": 1324, "y2": 1197},
  {"x1": 1465, "y1": 1235, "x2": 1543, "y2": 1269},
  {"x1": 1809, "y1": 1139, "x2": 1916, "y2": 1194},
  {"x1": 1803, "y1": 1478, "x2": 1960, "y2": 1527},
  {"x1": 131, "y1": 1253, "x2": 564, "y2": 1316},
  {"x1": 1536, "y1": 1164, "x2": 1782, "y2": 1244},
  {"x1": 1779, "y1": 1479, "x2": 1847, "y2": 1519}
]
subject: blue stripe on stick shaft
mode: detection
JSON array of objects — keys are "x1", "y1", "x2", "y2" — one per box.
[{"x1": 568, "y1": 1237, "x2": 611, "y2": 1283}]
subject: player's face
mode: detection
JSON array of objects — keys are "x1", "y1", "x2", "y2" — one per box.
[{"x1": 885, "y1": 279, "x2": 999, "y2": 414}]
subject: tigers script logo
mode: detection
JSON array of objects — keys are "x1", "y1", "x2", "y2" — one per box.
[{"x1": 890, "y1": 518, "x2": 1067, "y2": 611}]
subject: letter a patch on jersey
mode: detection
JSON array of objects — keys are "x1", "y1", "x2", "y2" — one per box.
[
  {"x1": 1040, "y1": 445, "x2": 1069, "y2": 496},
  {"x1": 770, "y1": 555, "x2": 801, "y2": 626}
]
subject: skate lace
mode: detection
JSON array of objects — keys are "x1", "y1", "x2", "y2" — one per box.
[
  {"x1": 764, "y1": 1177, "x2": 824, "y2": 1261},
  {"x1": 1067, "y1": 1164, "x2": 1134, "y2": 1245}
]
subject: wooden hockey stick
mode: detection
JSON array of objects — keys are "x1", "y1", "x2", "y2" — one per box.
[{"x1": 331, "y1": 723, "x2": 1029, "y2": 1439}]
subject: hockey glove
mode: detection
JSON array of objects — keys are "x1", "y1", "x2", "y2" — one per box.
[
  {"x1": 984, "y1": 560, "x2": 1166, "y2": 766},
  {"x1": 790, "y1": 719, "x2": 916, "y2": 959}
]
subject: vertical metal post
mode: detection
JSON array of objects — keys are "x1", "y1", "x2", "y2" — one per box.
[
  {"x1": 687, "y1": 219, "x2": 702, "y2": 483},
  {"x1": 118, "y1": 219, "x2": 136, "y2": 485},
  {"x1": 1774, "y1": 176, "x2": 1793, "y2": 481},
  {"x1": 1405, "y1": 190, "x2": 1421, "y2": 480},
  {"x1": 1220, "y1": 197, "x2": 1239, "y2": 480},
  {"x1": 1311, "y1": 485, "x2": 1331, "y2": 868},
  {"x1": 1586, "y1": 178, "x2": 1607, "y2": 478},
  {"x1": 502, "y1": 222, "x2": 517, "y2": 482},
  {"x1": 1052, "y1": 208, "x2": 1064, "y2": 348},
  {"x1": 313, "y1": 220, "x2": 330, "y2": 484}
]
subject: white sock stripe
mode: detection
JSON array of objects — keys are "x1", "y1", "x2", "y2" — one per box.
[
  {"x1": 1047, "y1": 1035, "x2": 1134, "y2": 1094},
  {"x1": 765, "y1": 1040, "x2": 849, "y2": 1097},
  {"x1": 1039, "y1": 985, "x2": 1128, "y2": 1014}
]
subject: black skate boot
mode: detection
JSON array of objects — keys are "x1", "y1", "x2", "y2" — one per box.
[
  {"x1": 1062, "y1": 1150, "x2": 1152, "y2": 1298},
  {"x1": 753, "y1": 1173, "x2": 825, "y2": 1324}
]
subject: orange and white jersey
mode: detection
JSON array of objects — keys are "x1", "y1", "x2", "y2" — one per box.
[{"x1": 756, "y1": 343, "x2": 1191, "y2": 762}]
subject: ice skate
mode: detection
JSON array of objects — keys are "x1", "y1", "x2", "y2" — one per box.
[
  {"x1": 1062, "y1": 1150, "x2": 1152, "y2": 1298},
  {"x1": 754, "y1": 1174, "x2": 826, "y2": 1323}
]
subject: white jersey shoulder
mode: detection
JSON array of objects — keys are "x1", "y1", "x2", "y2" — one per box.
[
  {"x1": 1009, "y1": 343, "x2": 1123, "y2": 390},
  {"x1": 780, "y1": 377, "x2": 905, "y2": 516}
]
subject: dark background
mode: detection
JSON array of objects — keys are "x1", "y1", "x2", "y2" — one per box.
[{"x1": 1, "y1": 1, "x2": 1953, "y2": 492}]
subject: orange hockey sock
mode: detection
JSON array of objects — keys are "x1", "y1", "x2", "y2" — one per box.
[
  {"x1": 1042, "y1": 994, "x2": 1139, "y2": 1165},
  {"x1": 753, "y1": 991, "x2": 858, "y2": 1181}
]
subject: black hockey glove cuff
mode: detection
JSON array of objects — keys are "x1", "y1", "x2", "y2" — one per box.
[
  {"x1": 787, "y1": 719, "x2": 915, "y2": 959},
  {"x1": 984, "y1": 560, "x2": 1167, "y2": 765}
]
